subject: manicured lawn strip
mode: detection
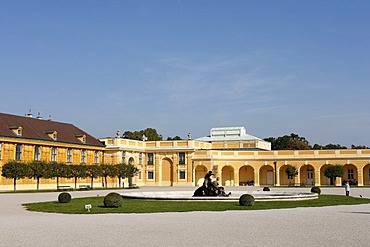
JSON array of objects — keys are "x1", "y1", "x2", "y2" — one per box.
[{"x1": 23, "y1": 195, "x2": 370, "y2": 214}]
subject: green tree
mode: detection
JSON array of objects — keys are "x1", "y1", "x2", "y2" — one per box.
[
  {"x1": 123, "y1": 128, "x2": 163, "y2": 141},
  {"x1": 324, "y1": 164, "x2": 344, "y2": 185},
  {"x1": 126, "y1": 164, "x2": 139, "y2": 187},
  {"x1": 167, "y1": 136, "x2": 182, "y2": 140},
  {"x1": 69, "y1": 165, "x2": 86, "y2": 189},
  {"x1": 85, "y1": 165, "x2": 102, "y2": 189},
  {"x1": 264, "y1": 133, "x2": 310, "y2": 150},
  {"x1": 351, "y1": 144, "x2": 369, "y2": 149},
  {"x1": 115, "y1": 163, "x2": 127, "y2": 188},
  {"x1": 28, "y1": 161, "x2": 47, "y2": 190},
  {"x1": 100, "y1": 164, "x2": 117, "y2": 188},
  {"x1": 1, "y1": 161, "x2": 29, "y2": 191},
  {"x1": 45, "y1": 162, "x2": 66, "y2": 189},
  {"x1": 285, "y1": 165, "x2": 298, "y2": 184}
]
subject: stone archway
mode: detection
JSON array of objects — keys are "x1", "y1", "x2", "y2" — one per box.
[
  {"x1": 221, "y1": 166, "x2": 235, "y2": 186},
  {"x1": 161, "y1": 158, "x2": 173, "y2": 186},
  {"x1": 363, "y1": 163, "x2": 370, "y2": 185},
  {"x1": 238, "y1": 165, "x2": 254, "y2": 186},
  {"x1": 320, "y1": 164, "x2": 332, "y2": 185},
  {"x1": 195, "y1": 165, "x2": 208, "y2": 186},
  {"x1": 300, "y1": 164, "x2": 315, "y2": 186},
  {"x1": 279, "y1": 165, "x2": 291, "y2": 186},
  {"x1": 259, "y1": 165, "x2": 274, "y2": 186},
  {"x1": 344, "y1": 164, "x2": 358, "y2": 184}
]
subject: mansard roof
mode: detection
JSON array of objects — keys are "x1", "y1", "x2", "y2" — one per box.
[
  {"x1": 0, "y1": 112, "x2": 104, "y2": 147},
  {"x1": 196, "y1": 126, "x2": 265, "y2": 142}
]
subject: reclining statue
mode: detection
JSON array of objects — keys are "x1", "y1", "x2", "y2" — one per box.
[{"x1": 193, "y1": 172, "x2": 231, "y2": 197}]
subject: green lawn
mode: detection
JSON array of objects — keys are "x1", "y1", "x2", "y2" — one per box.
[{"x1": 23, "y1": 195, "x2": 370, "y2": 214}]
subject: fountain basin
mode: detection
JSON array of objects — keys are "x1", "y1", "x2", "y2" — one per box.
[{"x1": 121, "y1": 191, "x2": 318, "y2": 201}]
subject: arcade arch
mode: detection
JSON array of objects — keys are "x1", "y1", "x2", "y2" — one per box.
[
  {"x1": 259, "y1": 165, "x2": 274, "y2": 186},
  {"x1": 238, "y1": 165, "x2": 254, "y2": 186},
  {"x1": 363, "y1": 163, "x2": 370, "y2": 185},
  {"x1": 221, "y1": 166, "x2": 235, "y2": 186},
  {"x1": 300, "y1": 164, "x2": 315, "y2": 186},
  {"x1": 195, "y1": 165, "x2": 208, "y2": 186},
  {"x1": 161, "y1": 158, "x2": 174, "y2": 186}
]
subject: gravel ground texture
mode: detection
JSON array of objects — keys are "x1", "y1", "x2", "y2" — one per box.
[{"x1": 1, "y1": 186, "x2": 370, "y2": 247}]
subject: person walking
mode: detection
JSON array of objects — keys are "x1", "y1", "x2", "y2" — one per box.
[{"x1": 345, "y1": 181, "x2": 350, "y2": 196}]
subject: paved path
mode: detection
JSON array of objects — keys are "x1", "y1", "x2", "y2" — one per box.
[{"x1": 1, "y1": 187, "x2": 370, "y2": 247}]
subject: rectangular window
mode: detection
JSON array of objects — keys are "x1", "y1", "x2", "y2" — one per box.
[
  {"x1": 148, "y1": 171, "x2": 154, "y2": 180},
  {"x1": 81, "y1": 149, "x2": 86, "y2": 163},
  {"x1": 94, "y1": 151, "x2": 99, "y2": 164},
  {"x1": 179, "y1": 152, "x2": 186, "y2": 165},
  {"x1": 138, "y1": 171, "x2": 142, "y2": 179},
  {"x1": 67, "y1": 148, "x2": 73, "y2": 163},
  {"x1": 147, "y1": 153, "x2": 154, "y2": 165},
  {"x1": 34, "y1": 146, "x2": 41, "y2": 161},
  {"x1": 15, "y1": 144, "x2": 22, "y2": 161},
  {"x1": 121, "y1": 151, "x2": 126, "y2": 164},
  {"x1": 287, "y1": 174, "x2": 293, "y2": 180},
  {"x1": 51, "y1": 147, "x2": 57, "y2": 162},
  {"x1": 139, "y1": 153, "x2": 142, "y2": 165},
  {"x1": 348, "y1": 169, "x2": 354, "y2": 180},
  {"x1": 179, "y1": 170, "x2": 186, "y2": 180}
]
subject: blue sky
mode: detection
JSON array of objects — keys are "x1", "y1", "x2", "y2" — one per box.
[{"x1": 1, "y1": 1, "x2": 370, "y2": 147}]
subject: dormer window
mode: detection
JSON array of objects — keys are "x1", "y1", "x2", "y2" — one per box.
[
  {"x1": 45, "y1": 131, "x2": 57, "y2": 141},
  {"x1": 9, "y1": 126, "x2": 23, "y2": 136},
  {"x1": 75, "y1": 134, "x2": 86, "y2": 144}
]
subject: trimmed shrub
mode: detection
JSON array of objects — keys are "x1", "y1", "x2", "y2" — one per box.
[
  {"x1": 311, "y1": 186, "x2": 321, "y2": 195},
  {"x1": 104, "y1": 192, "x2": 123, "y2": 208},
  {"x1": 239, "y1": 194, "x2": 255, "y2": 206},
  {"x1": 58, "y1": 192, "x2": 72, "y2": 203},
  {"x1": 263, "y1": 187, "x2": 270, "y2": 191}
]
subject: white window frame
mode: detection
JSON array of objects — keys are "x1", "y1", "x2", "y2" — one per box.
[
  {"x1": 15, "y1": 144, "x2": 22, "y2": 161},
  {"x1": 51, "y1": 147, "x2": 57, "y2": 162},
  {"x1": 348, "y1": 169, "x2": 354, "y2": 180},
  {"x1": 139, "y1": 153, "x2": 142, "y2": 165},
  {"x1": 179, "y1": 170, "x2": 186, "y2": 180},
  {"x1": 147, "y1": 171, "x2": 154, "y2": 180},
  {"x1": 179, "y1": 152, "x2": 186, "y2": 165},
  {"x1": 94, "y1": 151, "x2": 99, "y2": 164},
  {"x1": 121, "y1": 151, "x2": 126, "y2": 164},
  {"x1": 67, "y1": 148, "x2": 73, "y2": 163},
  {"x1": 147, "y1": 153, "x2": 154, "y2": 165},
  {"x1": 81, "y1": 149, "x2": 87, "y2": 163},
  {"x1": 34, "y1": 146, "x2": 41, "y2": 161}
]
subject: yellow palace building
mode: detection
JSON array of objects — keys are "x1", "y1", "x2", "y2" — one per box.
[
  {"x1": 0, "y1": 112, "x2": 105, "y2": 190},
  {"x1": 1, "y1": 112, "x2": 370, "y2": 190},
  {"x1": 101, "y1": 126, "x2": 370, "y2": 188}
]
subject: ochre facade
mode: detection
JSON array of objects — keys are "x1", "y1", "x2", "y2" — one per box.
[
  {"x1": 1, "y1": 113, "x2": 370, "y2": 191},
  {"x1": 100, "y1": 137, "x2": 370, "y2": 188}
]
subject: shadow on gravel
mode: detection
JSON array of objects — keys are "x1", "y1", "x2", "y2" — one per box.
[{"x1": 346, "y1": 212, "x2": 370, "y2": 215}]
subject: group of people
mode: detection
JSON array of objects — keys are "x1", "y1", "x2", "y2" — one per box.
[{"x1": 193, "y1": 171, "x2": 230, "y2": 197}]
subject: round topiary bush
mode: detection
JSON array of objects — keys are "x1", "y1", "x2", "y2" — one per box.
[
  {"x1": 58, "y1": 192, "x2": 72, "y2": 203},
  {"x1": 104, "y1": 192, "x2": 123, "y2": 208},
  {"x1": 311, "y1": 186, "x2": 321, "y2": 194},
  {"x1": 239, "y1": 194, "x2": 255, "y2": 206},
  {"x1": 263, "y1": 187, "x2": 270, "y2": 191}
]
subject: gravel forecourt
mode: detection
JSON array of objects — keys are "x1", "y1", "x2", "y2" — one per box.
[{"x1": 1, "y1": 187, "x2": 370, "y2": 247}]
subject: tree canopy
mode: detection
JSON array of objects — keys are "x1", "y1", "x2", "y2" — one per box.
[
  {"x1": 123, "y1": 128, "x2": 163, "y2": 141},
  {"x1": 264, "y1": 133, "x2": 368, "y2": 150}
]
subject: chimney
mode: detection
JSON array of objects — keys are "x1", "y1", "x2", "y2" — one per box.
[
  {"x1": 26, "y1": 109, "x2": 33, "y2": 118},
  {"x1": 36, "y1": 112, "x2": 43, "y2": 120}
]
